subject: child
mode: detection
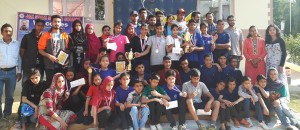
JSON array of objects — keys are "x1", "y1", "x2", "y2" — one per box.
[
  {"x1": 96, "y1": 55, "x2": 120, "y2": 80},
  {"x1": 126, "y1": 80, "x2": 149, "y2": 130},
  {"x1": 157, "y1": 56, "x2": 182, "y2": 86},
  {"x1": 91, "y1": 76, "x2": 116, "y2": 129},
  {"x1": 217, "y1": 55, "x2": 234, "y2": 82},
  {"x1": 162, "y1": 70, "x2": 187, "y2": 130},
  {"x1": 182, "y1": 68, "x2": 220, "y2": 130},
  {"x1": 212, "y1": 20, "x2": 231, "y2": 63},
  {"x1": 219, "y1": 77, "x2": 250, "y2": 128},
  {"x1": 94, "y1": 48, "x2": 107, "y2": 66},
  {"x1": 200, "y1": 54, "x2": 219, "y2": 89},
  {"x1": 166, "y1": 24, "x2": 183, "y2": 70},
  {"x1": 238, "y1": 76, "x2": 269, "y2": 129},
  {"x1": 254, "y1": 74, "x2": 271, "y2": 124},
  {"x1": 179, "y1": 56, "x2": 191, "y2": 84},
  {"x1": 229, "y1": 57, "x2": 243, "y2": 86},
  {"x1": 267, "y1": 67, "x2": 300, "y2": 130},
  {"x1": 76, "y1": 74, "x2": 102, "y2": 125},
  {"x1": 77, "y1": 59, "x2": 92, "y2": 96},
  {"x1": 163, "y1": 15, "x2": 174, "y2": 36},
  {"x1": 141, "y1": 73, "x2": 170, "y2": 130},
  {"x1": 114, "y1": 73, "x2": 134, "y2": 129},
  {"x1": 131, "y1": 61, "x2": 150, "y2": 86},
  {"x1": 199, "y1": 22, "x2": 217, "y2": 66},
  {"x1": 135, "y1": 22, "x2": 166, "y2": 73},
  {"x1": 20, "y1": 69, "x2": 47, "y2": 130}
]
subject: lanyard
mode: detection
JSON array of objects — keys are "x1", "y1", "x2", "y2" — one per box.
[
  {"x1": 111, "y1": 34, "x2": 121, "y2": 40},
  {"x1": 105, "y1": 91, "x2": 112, "y2": 106},
  {"x1": 190, "y1": 32, "x2": 196, "y2": 46},
  {"x1": 155, "y1": 35, "x2": 162, "y2": 49},
  {"x1": 140, "y1": 35, "x2": 147, "y2": 51},
  {"x1": 171, "y1": 85, "x2": 182, "y2": 93}
]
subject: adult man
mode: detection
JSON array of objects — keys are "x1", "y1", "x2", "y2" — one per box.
[
  {"x1": 147, "y1": 15, "x2": 157, "y2": 36},
  {"x1": 224, "y1": 15, "x2": 244, "y2": 67},
  {"x1": 205, "y1": 12, "x2": 217, "y2": 35},
  {"x1": 21, "y1": 19, "x2": 45, "y2": 85},
  {"x1": 0, "y1": 23, "x2": 22, "y2": 119},
  {"x1": 155, "y1": 10, "x2": 164, "y2": 24},
  {"x1": 191, "y1": 11, "x2": 201, "y2": 33},
  {"x1": 173, "y1": 8, "x2": 187, "y2": 36},
  {"x1": 129, "y1": 10, "x2": 141, "y2": 35},
  {"x1": 38, "y1": 15, "x2": 73, "y2": 87},
  {"x1": 213, "y1": 20, "x2": 231, "y2": 63},
  {"x1": 138, "y1": 8, "x2": 148, "y2": 25}
]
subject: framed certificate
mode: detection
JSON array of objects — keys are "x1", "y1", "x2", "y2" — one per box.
[
  {"x1": 116, "y1": 61, "x2": 126, "y2": 73},
  {"x1": 56, "y1": 50, "x2": 69, "y2": 65}
]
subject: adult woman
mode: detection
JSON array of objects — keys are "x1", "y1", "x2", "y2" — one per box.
[
  {"x1": 267, "y1": 67, "x2": 300, "y2": 130},
  {"x1": 69, "y1": 20, "x2": 88, "y2": 73},
  {"x1": 124, "y1": 23, "x2": 137, "y2": 42},
  {"x1": 243, "y1": 26, "x2": 266, "y2": 84},
  {"x1": 85, "y1": 24, "x2": 101, "y2": 63},
  {"x1": 38, "y1": 73, "x2": 77, "y2": 130},
  {"x1": 265, "y1": 24, "x2": 287, "y2": 85}
]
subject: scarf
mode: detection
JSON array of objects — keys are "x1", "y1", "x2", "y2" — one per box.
[
  {"x1": 125, "y1": 23, "x2": 137, "y2": 42},
  {"x1": 267, "y1": 67, "x2": 284, "y2": 91},
  {"x1": 70, "y1": 20, "x2": 85, "y2": 44},
  {"x1": 85, "y1": 24, "x2": 101, "y2": 55},
  {"x1": 47, "y1": 73, "x2": 68, "y2": 112}
]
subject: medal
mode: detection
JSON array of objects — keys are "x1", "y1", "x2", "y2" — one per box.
[
  {"x1": 179, "y1": 92, "x2": 183, "y2": 96},
  {"x1": 155, "y1": 49, "x2": 159, "y2": 53}
]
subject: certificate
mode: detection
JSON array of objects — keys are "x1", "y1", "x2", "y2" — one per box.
[
  {"x1": 196, "y1": 109, "x2": 212, "y2": 115},
  {"x1": 116, "y1": 61, "x2": 126, "y2": 73},
  {"x1": 56, "y1": 50, "x2": 69, "y2": 65},
  {"x1": 166, "y1": 100, "x2": 178, "y2": 110},
  {"x1": 107, "y1": 42, "x2": 117, "y2": 51},
  {"x1": 70, "y1": 78, "x2": 86, "y2": 89}
]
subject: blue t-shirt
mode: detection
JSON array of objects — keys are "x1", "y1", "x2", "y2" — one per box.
[
  {"x1": 221, "y1": 88, "x2": 239, "y2": 102},
  {"x1": 213, "y1": 32, "x2": 230, "y2": 59},
  {"x1": 114, "y1": 86, "x2": 134, "y2": 104},
  {"x1": 162, "y1": 84, "x2": 182, "y2": 101},
  {"x1": 97, "y1": 68, "x2": 117, "y2": 80},
  {"x1": 254, "y1": 86, "x2": 270, "y2": 95},
  {"x1": 184, "y1": 32, "x2": 204, "y2": 62},
  {"x1": 200, "y1": 65, "x2": 218, "y2": 88},
  {"x1": 179, "y1": 70, "x2": 190, "y2": 85},
  {"x1": 209, "y1": 88, "x2": 220, "y2": 100},
  {"x1": 199, "y1": 35, "x2": 213, "y2": 65},
  {"x1": 217, "y1": 65, "x2": 234, "y2": 82},
  {"x1": 131, "y1": 73, "x2": 150, "y2": 83},
  {"x1": 232, "y1": 69, "x2": 243, "y2": 87}
]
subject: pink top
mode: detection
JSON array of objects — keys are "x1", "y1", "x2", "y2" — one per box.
[{"x1": 108, "y1": 34, "x2": 129, "y2": 62}]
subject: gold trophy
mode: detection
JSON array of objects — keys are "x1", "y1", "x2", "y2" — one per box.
[
  {"x1": 126, "y1": 49, "x2": 134, "y2": 71},
  {"x1": 184, "y1": 32, "x2": 191, "y2": 53}
]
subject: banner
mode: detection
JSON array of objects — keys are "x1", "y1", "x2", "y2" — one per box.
[{"x1": 17, "y1": 12, "x2": 83, "y2": 41}]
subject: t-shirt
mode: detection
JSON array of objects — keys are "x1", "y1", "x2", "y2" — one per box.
[
  {"x1": 126, "y1": 91, "x2": 143, "y2": 104},
  {"x1": 224, "y1": 27, "x2": 244, "y2": 56},
  {"x1": 114, "y1": 86, "x2": 134, "y2": 104},
  {"x1": 232, "y1": 68, "x2": 243, "y2": 87},
  {"x1": 130, "y1": 73, "x2": 150, "y2": 86},
  {"x1": 254, "y1": 86, "x2": 270, "y2": 95},
  {"x1": 157, "y1": 69, "x2": 182, "y2": 86},
  {"x1": 21, "y1": 80, "x2": 47, "y2": 105},
  {"x1": 183, "y1": 32, "x2": 204, "y2": 62},
  {"x1": 221, "y1": 88, "x2": 239, "y2": 102},
  {"x1": 52, "y1": 32, "x2": 61, "y2": 56},
  {"x1": 217, "y1": 65, "x2": 234, "y2": 82},
  {"x1": 97, "y1": 68, "x2": 117, "y2": 80},
  {"x1": 142, "y1": 85, "x2": 167, "y2": 99},
  {"x1": 108, "y1": 35, "x2": 129, "y2": 62},
  {"x1": 173, "y1": 20, "x2": 187, "y2": 36},
  {"x1": 207, "y1": 23, "x2": 217, "y2": 35},
  {"x1": 272, "y1": 86, "x2": 288, "y2": 98},
  {"x1": 86, "y1": 85, "x2": 100, "y2": 105},
  {"x1": 162, "y1": 84, "x2": 182, "y2": 101},
  {"x1": 182, "y1": 81, "x2": 209, "y2": 103},
  {"x1": 200, "y1": 35, "x2": 213, "y2": 65},
  {"x1": 213, "y1": 32, "x2": 230, "y2": 59},
  {"x1": 166, "y1": 35, "x2": 182, "y2": 61},
  {"x1": 148, "y1": 28, "x2": 156, "y2": 36},
  {"x1": 179, "y1": 69, "x2": 190, "y2": 85},
  {"x1": 147, "y1": 35, "x2": 166, "y2": 66},
  {"x1": 200, "y1": 65, "x2": 218, "y2": 88},
  {"x1": 209, "y1": 88, "x2": 220, "y2": 100}
]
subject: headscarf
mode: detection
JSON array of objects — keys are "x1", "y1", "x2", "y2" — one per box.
[
  {"x1": 91, "y1": 76, "x2": 115, "y2": 108},
  {"x1": 124, "y1": 23, "x2": 137, "y2": 42},
  {"x1": 100, "y1": 76, "x2": 114, "y2": 95},
  {"x1": 267, "y1": 67, "x2": 284, "y2": 91},
  {"x1": 85, "y1": 24, "x2": 101, "y2": 62},
  {"x1": 77, "y1": 58, "x2": 90, "y2": 78},
  {"x1": 70, "y1": 20, "x2": 86, "y2": 45}
]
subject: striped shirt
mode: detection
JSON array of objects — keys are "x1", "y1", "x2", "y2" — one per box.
[{"x1": 0, "y1": 39, "x2": 21, "y2": 73}]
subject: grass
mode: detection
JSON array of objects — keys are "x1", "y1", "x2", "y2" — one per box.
[{"x1": 289, "y1": 93, "x2": 300, "y2": 113}]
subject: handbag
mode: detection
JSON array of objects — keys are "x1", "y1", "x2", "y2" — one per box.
[{"x1": 21, "y1": 103, "x2": 35, "y2": 117}]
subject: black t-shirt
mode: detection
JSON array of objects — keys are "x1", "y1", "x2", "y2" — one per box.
[{"x1": 21, "y1": 80, "x2": 47, "y2": 105}]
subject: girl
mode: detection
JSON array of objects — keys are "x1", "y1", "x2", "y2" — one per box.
[
  {"x1": 70, "y1": 20, "x2": 88, "y2": 73},
  {"x1": 165, "y1": 24, "x2": 183, "y2": 70},
  {"x1": 200, "y1": 22, "x2": 217, "y2": 65},
  {"x1": 97, "y1": 55, "x2": 120, "y2": 80},
  {"x1": 99, "y1": 25, "x2": 112, "y2": 48},
  {"x1": 85, "y1": 24, "x2": 101, "y2": 63},
  {"x1": 124, "y1": 23, "x2": 137, "y2": 42},
  {"x1": 244, "y1": 25, "x2": 266, "y2": 84},
  {"x1": 164, "y1": 15, "x2": 174, "y2": 36},
  {"x1": 238, "y1": 76, "x2": 269, "y2": 129},
  {"x1": 20, "y1": 68, "x2": 47, "y2": 130},
  {"x1": 38, "y1": 73, "x2": 77, "y2": 130},
  {"x1": 91, "y1": 76, "x2": 116, "y2": 129},
  {"x1": 267, "y1": 67, "x2": 300, "y2": 130},
  {"x1": 76, "y1": 59, "x2": 92, "y2": 96}
]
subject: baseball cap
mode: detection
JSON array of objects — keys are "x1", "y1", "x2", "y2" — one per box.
[
  {"x1": 177, "y1": 8, "x2": 186, "y2": 14},
  {"x1": 130, "y1": 11, "x2": 139, "y2": 16}
]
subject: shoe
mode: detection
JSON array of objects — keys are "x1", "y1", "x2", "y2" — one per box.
[
  {"x1": 264, "y1": 116, "x2": 271, "y2": 124},
  {"x1": 155, "y1": 124, "x2": 163, "y2": 130},
  {"x1": 286, "y1": 125, "x2": 294, "y2": 130},
  {"x1": 172, "y1": 126, "x2": 178, "y2": 130},
  {"x1": 240, "y1": 118, "x2": 251, "y2": 128},
  {"x1": 207, "y1": 124, "x2": 216, "y2": 130},
  {"x1": 150, "y1": 125, "x2": 157, "y2": 130},
  {"x1": 259, "y1": 121, "x2": 269, "y2": 130},
  {"x1": 198, "y1": 124, "x2": 207, "y2": 130},
  {"x1": 246, "y1": 118, "x2": 253, "y2": 127},
  {"x1": 233, "y1": 119, "x2": 240, "y2": 128},
  {"x1": 178, "y1": 124, "x2": 187, "y2": 130}
]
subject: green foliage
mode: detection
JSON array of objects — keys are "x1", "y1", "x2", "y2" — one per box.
[{"x1": 284, "y1": 34, "x2": 300, "y2": 65}]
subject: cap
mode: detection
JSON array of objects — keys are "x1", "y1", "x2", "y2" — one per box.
[
  {"x1": 130, "y1": 11, "x2": 139, "y2": 16},
  {"x1": 177, "y1": 8, "x2": 186, "y2": 14}
]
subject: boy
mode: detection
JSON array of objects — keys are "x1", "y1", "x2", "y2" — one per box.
[
  {"x1": 131, "y1": 61, "x2": 150, "y2": 86},
  {"x1": 212, "y1": 20, "x2": 231, "y2": 63},
  {"x1": 141, "y1": 73, "x2": 170, "y2": 130},
  {"x1": 229, "y1": 57, "x2": 243, "y2": 86},
  {"x1": 217, "y1": 55, "x2": 234, "y2": 82},
  {"x1": 162, "y1": 70, "x2": 187, "y2": 130},
  {"x1": 182, "y1": 68, "x2": 220, "y2": 130},
  {"x1": 126, "y1": 80, "x2": 149, "y2": 130},
  {"x1": 135, "y1": 22, "x2": 166, "y2": 73},
  {"x1": 200, "y1": 54, "x2": 219, "y2": 89},
  {"x1": 179, "y1": 56, "x2": 191, "y2": 84},
  {"x1": 94, "y1": 48, "x2": 107, "y2": 65},
  {"x1": 157, "y1": 56, "x2": 182, "y2": 86}
]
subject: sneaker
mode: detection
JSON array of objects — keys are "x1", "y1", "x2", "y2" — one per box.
[
  {"x1": 155, "y1": 124, "x2": 163, "y2": 130},
  {"x1": 207, "y1": 124, "x2": 216, "y2": 130},
  {"x1": 259, "y1": 121, "x2": 269, "y2": 130},
  {"x1": 240, "y1": 118, "x2": 251, "y2": 128},
  {"x1": 246, "y1": 118, "x2": 253, "y2": 127},
  {"x1": 286, "y1": 125, "x2": 294, "y2": 130},
  {"x1": 150, "y1": 125, "x2": 157, "y2": 130},
  {"x1": 233, "y1": 119, "x2": 240, "y2": 128},
  {"x1": 198, "y1": 124, "x2": 207, "y2": 130},
  {"x1": 178, "y1": 124, "x2": 187, "y2": 130},
  {"x1": 172, "y1": 126, "x2": 178, "y2": 130}
]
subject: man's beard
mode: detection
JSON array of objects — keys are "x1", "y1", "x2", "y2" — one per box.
[{"x1": 53, "y1": 25, "x2": 60, "y2": 29}]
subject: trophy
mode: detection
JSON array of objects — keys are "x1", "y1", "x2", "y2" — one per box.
[
  {"x1": 184, "y1": 32, "x2": 191, "y2": 53},
  {"x1": 126, "y1": 49, "x2": 134, "y2": 71}
]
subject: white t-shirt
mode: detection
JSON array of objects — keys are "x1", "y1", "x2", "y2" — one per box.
[
  {"x1": 182, "y1": 81, "x2": 209, "y2": 103},
  {"x1": 166, "y1": 35, "x2": 182, "y2": 61},
  {"x1": 173, "y1": 20, "x2": 187, "y2": 33},
  {"x1": 146, "y1": 35, "x2": 166, "y2": 66}
]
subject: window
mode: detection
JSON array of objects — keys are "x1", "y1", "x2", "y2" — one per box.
[{"x1": 197, "y1": 0, "x2": 231, "y2": 22}]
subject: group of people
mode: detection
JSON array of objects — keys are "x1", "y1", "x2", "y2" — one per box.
[{"x1": 0, "y1": 7, "x2": 298, "y2": 130}]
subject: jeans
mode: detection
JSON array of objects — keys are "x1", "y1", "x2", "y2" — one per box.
[
  {"x1": 164, "y1": 98, "x2": 187, "y2": 127},
  {"x1": 273, "y1": 97, "x2": 298, "y2": 127},
  {"x1": 148, "y1": 102, "x2": 164, "y2": 125},
  {"x1": 0, "y1": 68, "x2": 17, "y2": 116},
  {"x1": 130, "y1": 106, "x2": 149, "y2": 130},
  {"x1": 243, "y1": 98, "x2": 263, "y2": 122}
]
